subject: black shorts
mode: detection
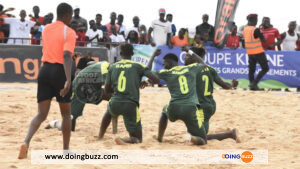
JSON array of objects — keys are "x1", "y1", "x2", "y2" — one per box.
[{"x1": 37, "y1": 62, "x2": 72, "y2": 103}]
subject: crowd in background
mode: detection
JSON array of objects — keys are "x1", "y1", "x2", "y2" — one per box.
[{"x1": 1, "y1": 4, "x2": 300, "y2": 52}]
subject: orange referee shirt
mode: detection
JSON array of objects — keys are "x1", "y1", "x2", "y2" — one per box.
[{"x1": 41, "y1": 21, "x2": 76, "y2": 64}]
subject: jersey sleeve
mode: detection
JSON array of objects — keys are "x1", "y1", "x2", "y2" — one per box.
[
  {"x1": 210, "y1": 66, "x2": 221, "y2": 81},
  {"x1": 154, "y1": 69, "x2": 168, "y2": 80},
  {"x1": 3, "y1": 18, "x2": 15, "y2": 24},
  {"x1": 137, "y1": 63, "x2": 151, "y2": 76},
  {"x1": 63, "y1": 28, "x2": 76, "y2": 54},
  {"x1": 105, "y1": 65, "x2": 113, "y2": 85}
]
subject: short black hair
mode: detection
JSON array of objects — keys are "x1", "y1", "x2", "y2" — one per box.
[
  {"x1": 96, "y1": 13, "x2": 102, "y2": 17},
  {"x1": 0, "y1": 4, "x2": 4, "y2": 12},
  {"x1": 190, "y1": 47, "x2": 206, "y2": 58},
  {"x1": 120, "y1": 44, "x2": 134, "y2": 57},
  {"x1": 166, "y1": 14, "x2": 172, "y2": 17},
  {"x1": 164, "y1": 53, "x2": 178, "y2": 62},
  {"x1": 57, "y1": 3, "x2": 73, "y2": 18},
  {"x1": 118, "y1": 14, "x2": 124, "y2": 18}
]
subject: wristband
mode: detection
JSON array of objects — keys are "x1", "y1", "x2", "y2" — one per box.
[{"x1": 188, "y1": 50, "x2": 194, "y2": 55}]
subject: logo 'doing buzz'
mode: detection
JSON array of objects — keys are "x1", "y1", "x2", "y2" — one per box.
[{"x1": 241, "y1": 151, "x2": 253, "y2": 163}]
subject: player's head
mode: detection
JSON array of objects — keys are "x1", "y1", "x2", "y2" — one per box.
[
  {"x1": 247, "y1": 14, "x2": 258, "y2": 26},
  {"x1": 117, "y1": 14, "x2": 124, "y2": 24},
  {"x1": 110, "y1": 12, "x2": 117, "y2": 22},
  {"x1": 184, "y1": 47, "x2": 206, "y2": 65},
  {"x1": 163, "y1": 53, "x2": 178, "y2": 69},
  {"x1": 96, "y1": 14, "x2": 102, "y2": 23},
  {"x1": 57, "y1": 3, "x2": 73, "y2": 25},
  {"x1": 120, "y1": 44, "x2": 134, "y2": 59},
  {"x1": 166, "y1": 13, "x2": 173, "y2": 22},
  {"x1": 133, "y1": 16, "x2": 140, "y2": 27},
  {"x1": 74, "y1": 6, "x2": 80, "y2": 17},
  {"x1": 262, "y1": 17, "x2": 271, "y2": 28},
  {"x1": 202, "y1": 14, "x2": 209, "y2": 23}
]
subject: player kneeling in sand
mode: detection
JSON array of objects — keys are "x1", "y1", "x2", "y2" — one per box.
[
  {"x1": 98, "y1": 44, "x2": 160, "y2": 144},
  {"x1": 45, "y1": 61, "x2": 111, "y2": 131},
  {"x1": 147, "y1": 51, "x2": 208, "y2": 145},
  {"x1": 183, "y1": 46, "x2": 240, "y2": 143}
]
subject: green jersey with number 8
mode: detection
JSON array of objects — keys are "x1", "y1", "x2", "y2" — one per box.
[
  {"x1": 156, "y1": 63, "x2": 203, "y2": 105},
  {"x1": 106, "y1": 59, "x2": 151, "y2": 104},
  {"x1": 196, "y1": 65, "x2": 221, "y2": 108}
]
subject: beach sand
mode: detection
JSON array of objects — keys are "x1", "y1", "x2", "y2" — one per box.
[{"x1": 0, "y1": 83, "x2": 299, "y2": 169}]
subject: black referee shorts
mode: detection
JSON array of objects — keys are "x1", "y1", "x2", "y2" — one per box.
[{"x1": 37, "y1": 62, "x2": 72, "y2": 103}]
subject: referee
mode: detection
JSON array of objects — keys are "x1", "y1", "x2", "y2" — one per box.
[{"x1": 18, "y1": 3, "x2": 78, "y2": 159}]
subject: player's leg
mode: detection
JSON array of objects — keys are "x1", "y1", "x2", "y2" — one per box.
[
  {"x1": 98, "y1": 109, "x2": 112, "y2": 140},
  {"x1": 58, "y1": 102, "x2": 71, "y2": 150},
  {"x1": 207, "y1": 128, "x2": 239, "y2": 142},
  {"x1": 115, "y1": 103, "x2": 142, "y2": 144},
  {"x1": 19, "y1": 100, "x2": 51, "y2": 159},
  {"x1": 70, "y1": 95, "x2": 86, "y2": 131},
  {"x1": 112, "y1": 116, "x2": 118, "y2": 134},
  {"x1": 184, "y1": 107, "x2": 207, "y2": 145},
  {"x1": 157, "y1": 105, "x2": 169, "y2": 142}
]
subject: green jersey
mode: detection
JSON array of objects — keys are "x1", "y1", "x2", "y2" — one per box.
[
  {"x1": 196, "y1": 65, "x2": 221, "y2": 108},
  {"x1": 156, "y1": 63, "x2": 203, "y2": 105},
  {"x1": 72, "y1": 61, "x2": 110, "y2": 104},
  {"x1": 106, "y1": 59, "x2": 151, "y2": 104}
]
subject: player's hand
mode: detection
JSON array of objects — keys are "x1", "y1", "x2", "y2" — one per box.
[
  {"x1": 139, "y1": 81, "x2": 149, "y2": 89},
  {"x1": 153, "y1": 49, "x2": 161, "y2": 57},
  {"x1": 72, "y1": 52, "x2": 82, "y2": 60},
  {"x1": 60, "y1": 81, "x2": 71, "y2": 97},
  {"x1": 232, "y1": 79, "x2": 239, "y2": 88}
]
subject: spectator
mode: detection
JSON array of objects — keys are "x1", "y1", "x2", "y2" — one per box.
[
  {"x1": 166, "y1": 13, "x2": 176, "y2": 37},
  {"x1": 30, "y1": 6, "x2": 44, "y2": 45},
  {"x1": 76, "y1": 22, "x2": 87, "y2": 46},
  {"x1": 185, "y1": 27, "x2": 196, "y2": 45},
  {"x1": 0, "y1": 5, "x2": 14, "y2": 43},
  {"x1": 202, "y1": 32, "x2": 213, "y2": 46},
  {"x1": 95, "y1": 14, "x2": 107, "y2": 33},
  {"x1": 171, "y1": 28, "x2": 189, "y2": 46},
  {"x1": 126, "y1": 30, "x2": 139, "y2": 44},
  {"x1": 3, "y1": 10, "x2": 36, "y2": 45},
  {"x1": 86, "y1": 20, "x2": 103, "y2": 47},
  {"x1": 117, "y1": 14, "x2": 126, "y2": 37},
  {"x1": 192, "y1": 34, "x2": 205, "y2": 49},
  {"x1": 46, "y1": 12, "x2": 53, "y2": 24},
  {"x1": 260, "y1": 17, "x2": 282, "y2": 50},
  {"x1": 281, "y1": 21, "x2": 299, "y2": 51},
  {"x1": 196, "y1": 14, "x2": 214, "y2": 41},
  {"x1": 148, "y1": 8, "x2": 172, "y2": 47},
  {"x1": 109, "y1": 24, "x2": 125, "y2": 63},
  {"x1": 226, "y1": 25, "x2": 240, "y2": 49},
  {"x1": 106, "y1": 12, "x2": 120, "y2": 37},
  {"x1": 71, "y1": 6, "x2": 87, "y2": 32},
  {"x1": 139, "y1": 24, "x2": 148, "y2": 44},
  {"x1": 126, "y1": 16, "x2": 140, "y2": 37}
]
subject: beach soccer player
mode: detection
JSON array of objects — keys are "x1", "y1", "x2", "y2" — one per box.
[
  {"x1": 18, "y1": 3, "x2": 77, "y2": 159},
  {"x1": 98, "y1": 44, "x2": 160, "y2": 144},
  {"x1": 183, "y1": 46, "x2": 240, "y2": 142},
  {"x1": 147, "y1": 51, "x2": 208, "y2": 145},
  {"x1": 45, "y1": 61, "x2": 111, "y2": 131}
]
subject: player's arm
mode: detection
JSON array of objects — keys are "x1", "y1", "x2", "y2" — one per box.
[
  {"x1": 148, "y1": 27, "x2": 153, "y2": 44},
  {"x1": 60, "y1": 51, "x2": 73, "y2": 97},
  {"x1": 215, "y1": 78, "x2": 238, "y2": 89},
  {"x1": 181, "y1": 46, "x2": 206, "y2": 66},
  {"x1": 104, "y1": 66, "x2": 114, "y2": 95}
]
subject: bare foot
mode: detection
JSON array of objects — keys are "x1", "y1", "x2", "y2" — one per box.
[
  {"x1": 232, "y1": 128, "x2": 241, "y2": 143},
  {"x1": 18, "y1": 144, "x2": 28, "y2": 159},
  {"x1": 114, "y1": 137, "x2": 127, "y2": 145}
]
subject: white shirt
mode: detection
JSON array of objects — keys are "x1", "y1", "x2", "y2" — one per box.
[
  {"x1": 282, "y1": 31, "x2": 298, "y2": 51},
  {"x1": 85, "y1": 29, "x2": 103, "y2": 47},
  {"x1": 119, "y1": 24, "x2": 127, "y2": 34},
  {"x1": 4, "y1": 18, "x2": 36, "y2": 45},
  {"x1": 109, "y1": 34, "x2": 125, "y2": 42},
  {"x1": 150, "y1": 20, "x2": 171, "y2": 46}
]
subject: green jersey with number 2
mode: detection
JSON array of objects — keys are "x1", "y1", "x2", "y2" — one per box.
[
  {"x1": 106, "y1": 59, "x2": 151, "y2": 104},
  {"x1": 156, "y1": 63, "x2": 203, "y2": 105}
]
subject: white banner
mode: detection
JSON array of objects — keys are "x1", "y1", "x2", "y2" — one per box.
[{"x1": 31, "y1": 150, "x2": 268, "y2": 164}]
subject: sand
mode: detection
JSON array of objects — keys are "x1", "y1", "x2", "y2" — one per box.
[{"x1": 0, "y1": 83, "x2": 299, "y2": 169}]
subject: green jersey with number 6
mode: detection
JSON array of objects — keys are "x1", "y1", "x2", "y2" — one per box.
[
  {"x1": 156, "y1": 63, "x2": 203, "y2": 105},
  {"x1": 196, "y1": 66, "x2": 221, "y2": 108},
  {"x1": 106, "y1": 59, "x2": 151, "y2": 104}
]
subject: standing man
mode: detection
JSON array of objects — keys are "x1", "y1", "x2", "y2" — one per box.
[
  {"x1": 243, "y1": 14, "x2": 269, "y2": 91},
  {"x1": 117, "y1": 14, "x2": 126, "y2": 37},
  {"x1": 18, "y1": 3, "x2": 77, "y2": 159},
  {"x1": 2, "y1": 10, "x2": 36, "y2": 45},
  {"x1": 260, "y1": 17, "x2": 282, "y2": 50},
  {"x1": 166, "y1": 13, "x2": 176, "y2": 37},
  {"x1": 106, "y1": 12, "x2": 120, "y2": 37},
  {"x1": 71, "y1": 6, "x2": 87, "y2": 32},
  {"x1": 281, "y1": 21, "x2": 299, "y2": 51},
  {"x1": 126, "y1": 16, "x2": 140, "y2": 37},
  {"x1": 86, "y1": 20, "x2": 103, "y2": 47},
  {"x1": 196, "y1": 14, "x2": 214, "y2": 41},
  {"x1": 226, "y1": 24, "x2": 240, "y2": 49},
  {"x1": 30, "y1": 6, "x2": 44, "y2": 45},
  {"x1": 148, "y1": 8, "x2": 172, "y2": 48},
  {"x1": 95, "y1": 14, "x2": 107, "y2": 33}
]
